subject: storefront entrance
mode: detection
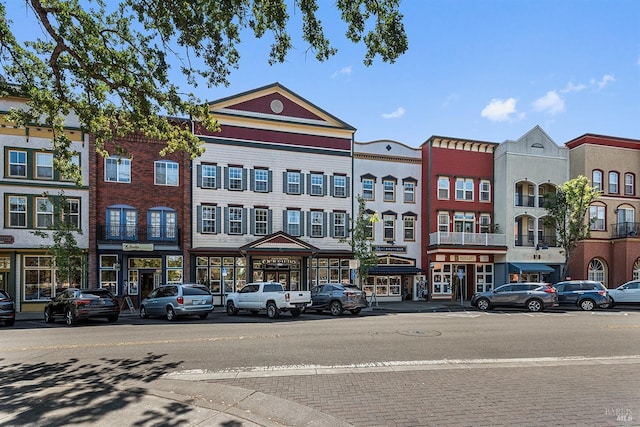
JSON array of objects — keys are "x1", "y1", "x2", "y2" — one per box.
[
  {"x1": 140, "y1": 272, "x2": 155, "y2": 300},
  {"x1": 265, "y1": 271, "x2": 289, "y2": 289}
]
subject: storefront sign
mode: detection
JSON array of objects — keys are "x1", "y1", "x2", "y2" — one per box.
[
  {"x1": 123, "y1": 243, "x2": 154, "y2": 251},
  {"x1": 373, "y1": 245, "x2": 407, "y2": 253},
  {"x1": 453, "y1": 255, "x2": 476, "y2": 262},
  {"x1": 0, "y1": 235, "x2": 14, "y2": 244}
]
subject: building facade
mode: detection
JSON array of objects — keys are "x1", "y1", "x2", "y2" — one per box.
[
  {"x1": 190, "y1": 83, "x2": 355, "y2": 305},
  {"x1": 493, "y1": 126, "x2": 568, "y2": 284},
  {"x1": 566, "y1": 134, "x2": 640, "y2": 286},
  {"x1": 353, "y1": 140, "x2": 423, "y2": 302},
  {"x1": 1, "y1": 95, "x2": 90, "y2": 313}
]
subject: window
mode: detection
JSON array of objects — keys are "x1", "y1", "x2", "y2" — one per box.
[
  {"x1": 438, "y1": 177, "x2": 449, "y2": 199},
  {"x1": 227, "y1": 167, "x2": 244, "y2": 190},
  {"x1": 332, "y1": 175, "x2": 347, "y2": 197},
  {"x1": 333, "y1": 212, "x2": 347, "y2": 238},
  {"x1": 228, "y1": 207, "x2": 243, "y2": 234},
  {"x1": 624, "y1": 173, "x2": 635, "y2": 196},
  {"x1": 253, "y1": 208, "x2": 269, "y2": 235},
  {"x1": 479, "y1": 214, "x2": 491, "y2": 233},
  {"x1": 148, "y1": 208, "x2": 177, "y2": 240},
  {"x1": 609, "y1": 171, "x2": 619, "y2": 194},
  {"x1": 590, "y1": 205, "x2": 605, "y2": 231},
  {"x1": 403, "y1": 182, "x2": 415, "y2": 203},
  {"x1": 286, "y1": 171, "x2": 302, "y2": 194},
  {"x1": 252, "y1": 168, "x2": 270, "y2": 192},
  {"x1": 61, "y1": 154, "x2": 81, "y2": 182},
  {"x1": 438, "y1": 212, "x2": 449, "y2": 232},
  {"x1": 63, "y1": 199, "x2": 80, "y2": 229},
  {"x1": 310, "y1": 211, "x2": 324, "y2": 237},
  {"x1": 455, "y1": 178, "x2": 473, "y2": 200},
  {"x1": 9, "y1": 150, "x2": 27, "y2": 177},
  {"x1": 383, "y1": 214, "x2": 395, "y2": 240},
  {"x1": 362, "y1": 178, "x2": 374, "y2": 200},
  {"x1": 200, "y1": 205, "x2": 218, "y2": 233},
  {"x1": 454, "y1": 212, "x2": 475, "y2": 233},
  {"x1": 105, "y1": 157, "x2": 131, "y2": 183},
  {"x1": 403, "y1": 216, "x2": 415, "y2": 241},
  {"x1": 383, "y1": 180, "x2": 395, "y2": 201},
  {"x1": 364, "y1": 212, "x2": 374, "y2": 239},
  {"x1": 36, "y1": 197, "x2": 53, "y2": 228},
  {"x1": 587, "y1": 258, "x2": 605, "y2": 284},
  {"x1": 592, "y1": 170, "x2": 602, "y2": 192},
  {"x1": 201, "y1": 164, "x2": 217, "y2": 188},
  {"x1": 480, "y1": 180, "x2": 491, "y2": 202},
  {"x1": 155, "y1": 161, "x2": 179, "y2": 186},
  {"x1": 309, "y1": 173, "x2": 324, "y2": 196},
  {"x1": 287, "y1": 210, "x2": 301, "y2": 236},
  {"x1": 9, "y1": 196, "x2": 27, "y2": 227},
  {"x1": 36, "y1": 152, "x2": 54, "y2": 179},
  {"x1": 107, "y1": 206, "x2": 137, "y2": 239}
]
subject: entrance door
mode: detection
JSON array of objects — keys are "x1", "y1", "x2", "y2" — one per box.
[
  {"x1": 0, "y1": 272, "x2": 8, "y2": 292},
  {"x1": 266, "y1": 271, "x2": 289, "y2": 289},
  {"x1": 140, "y1": 272, "x2": 155, "y2": 300}
]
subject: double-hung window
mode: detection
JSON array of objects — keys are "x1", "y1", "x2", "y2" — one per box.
[
  {"x1": 383, "y1": 179, "x2": 395, "y2": 201},
  {"x1": 36, "y1": 152, "x2": 54, "y2": 179},
  {"x1": 438, "y1": 212, "x2": 449, "y2": 232},
  {"x1": 63, "y1": 199, "x2": 81, "y2": 229},
  {"x1": 201, "y1": 164, "x2": 217, "y2": 188},
  {"x1": 310, "y1": 211, "x2": 324, "y2": 237},
  {"x1": 438, "y1": 177, "x2": 449, "y2": 199},
  {"x1": 609, "y1": 171, "x2": 619, "y2": 194},
  {"x1": 228, "y1": 207, "x2": 243, "y2": 234},
  {"x1": 200, "y1": 205, "x2": 217, "y2": 233},
  {"x1": 287, "y1": 210, "x2": 301, "y2": 236},
  {"x1": 624, "y1": 173, "x2": 635, "y2": 196},
  {"x1": 383, "y1": 214, "x2": 395, "y2": 241},
  {"x1": 480, "y1": 180, "x2": 491, "y2": 202},
  {"x1": 403, "y1": 181, "x2": 415, "y2": 203},
  {"x1": 592, "y1": 170, "x2": 602, "y2": 192},
  {"x1": 105, "y1": 157, "x2": 131, "y2": 183},
  {"x1": 590, "y1": 205, "x2": 605, "y2": 231},
  {"x1": 254, "y1": 208, "x2": 269, "y2": 235},
  {"x1": 228, "y1": 167, "x2": 244, "y2": 190},
  {"x1": 309, "y1": 173, "x2": 324, "y2": 196},
  {"x1": 332, "y1": 175, "x2": 347, "y2": 197},
  {"x1": 254, "y1": 169, "x2": 269, "y2": 192},
  {"x1": 9, "y1": 196, "x2": 27, "y2": 227},
  {"x1": 403, "y1": 215, "x2": 416, "y2": 241},
  {"x1": 286, "y1": 171, "x2": 302, "y2": 194},
  {"x1": 9, "y1": 150, "x2": 27, "y2": 177},
  {"x1": 155, "y1": 161, "x2": 179, "y2": 186},
  {"x1": 456, "y1": 178, "x2": 473, "y2": 201},
  {"x1": 36, "y1": 197, "x2": 54, "y2": 228},
  {"x1": 362, "y1": 178, "x2": 374, "y2": 200},
  {"x1": 333, "y1": 212, "x2": 347, "y2": 238}
]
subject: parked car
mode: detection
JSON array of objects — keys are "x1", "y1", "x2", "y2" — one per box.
[
  {"x1": 308, "y1": 283, "x2": 368, "y2": 316},
  {"x1": 471, "y1": 282, "x2": 558, "y2": 312},
  {"x1": 140, "y1": 283, "x2": 213, "y2": 321},
  {"x1": 608, "y1": 280, "x2": 640, "y2": 307},
  {"x1": 225, "y1": 282, "x2": 311, "y2": 318},
  {"x1": 44, "y1": 288, "x2": 120, "y2": 326},
  {"x1": 0, "y1": 289, "x2": 16, "y2": 326},
  {"x1": 552, "y1": 280, "x2": 612, "y2": 310}
]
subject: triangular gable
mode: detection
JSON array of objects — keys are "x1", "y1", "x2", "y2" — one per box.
[
  {"x1": 239, "y1": 231, "x2": 319, "y2": 254},
  {"x1": 208, "y1": 82, "x2": 355, "y2": 131},
  {"x1": 516, "y1": 125, "x2": 557, "y2": 148}
]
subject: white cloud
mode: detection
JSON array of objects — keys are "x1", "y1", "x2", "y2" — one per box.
[
  {"x1": 382, "y1": 107, "x2": 406, "y2": 119},
  {"x1": 331, "y1": 66, "x2": 352, "y2": 79},
  {"x1": 532, "y1": 90, "x2": 565, "y2": 115},
  {"x1": 480, "y1": 98, "x2": 520, "y2": 122},
  {"x1": 590, "y1": 74, "x2": 615, "y2": 90},
  {"x1": 560, "y1": 81, "x2": 586, "y2": 94}
]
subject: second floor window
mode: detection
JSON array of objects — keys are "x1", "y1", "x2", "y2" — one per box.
[
  {"x1": 228, "y1": 207, "x2": 243, "y2": 234},
  {"x1": 286, "y1": 171, "x2": 302, "y2": 194},
  {"x1": 332, "y1": 175, "x2": 347, "y2": 197},
  {"x1": 454, "y1": 212, "x2": 474, "y2": 233},
  {"x1": 63, "y1": 199, "x2": 80, "y2": 229},
  {"x1": 36, "y1": 197, "x2": 54, "y2": 228},
  {"x1": 592, "y1": 170, "x2": 602, "y2": 192},
  {"x1": 479, "y1": 214, "x2": 491, "y2": 233},
  {"x1": 609, "y1": 171, "x2": 619, "y2": 194},
  {"x1": 383, "y1": 214, "x2": 395, "y2": 240},
  {"x1": 310, "y1": 173, "x2": 324, "y2": 196},
  {"x1": 456, "y1": 178, "x2": 473, "y2": 201},
  {"x1": 201, "y1": 164, "x2": 217, "y2": 188},
  {"x1": 590, "y1": 205, "x2": 605, "y2": 231},
  {"x1": 287, "y1": 210, "x2": 301, "y2": 236},
  {"x1": 36, "y1": 153, "x2": 54, "y2": 179},
  {"x1": 383, "y1": 180, "x2": 395, "y2": 201},
  {"x1": 403, "y1": 216, "x2": 415, "y2": 241},
  {"x1": 9, "y1": 196, "x2": 27, "y2": 227},
  {"x1": 200, "y1": 205, "x2": 217, "y2": 234},
  {"x1": 9, "y1": 150, "x2": 27, "y2": 177},
  {"x1": 362, "y1": 178, "x2": 374, "y2": 200},
  {"x1": 107, "y1": 206, "x2": 137, "y2": 239},
  {"x1": 438, "y1": 177, "x2": 449, "y2": 199},
  {"x1": 105, "y1": 157, "x2": 131, "y2": 183},
  {"x1": 228, "y1": 167, "x2": 244, "y2": 190},
  {"x1": 480, "y1": 180, "x2": 491, "y2": 202},
  {"x1": 253, "y1": 169, "x2": 270, "y2": 192},
  {"x1": 625, "y1": 173, "x2": 635, "y2": 196},
  {"x1": 148, "y1": 208, "x2": 177, "y2": 240},
  {"x1": 438, "y1": 212, "x2": 449, "y2": 232},
  {"x1": 333, "y1": 212, "x2": 347, "y2": 238},
  {"x1": 403, "y1": 182, "x2": 415, "y2": 203},
  {"x1": 253, "y1": 208, "x2": 269, "y2": 235},
  {"x1": 310, "y1": 211, "x2": 324, "y2": 237},
  {"x1": 155, "y1": 161, "x2": 179, "y2": 186}
]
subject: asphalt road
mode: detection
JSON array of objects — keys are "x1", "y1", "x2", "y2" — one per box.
[{"x1": 2, "y1": 307, "x2": 640, "y2": 426}]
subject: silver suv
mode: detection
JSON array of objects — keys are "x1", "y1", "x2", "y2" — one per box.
[
  {"x1": 471, "y1": 282, "x2": 558, "y2": 312},
  {"x1": 140, "y1": 284, "x2": 214, "y2": 321}
]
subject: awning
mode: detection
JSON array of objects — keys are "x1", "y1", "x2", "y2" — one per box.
[
  {"x1": 367, "y1": 266, "x2": 423, "y2": 275},
  {"x1": 508, "y1": 262, "x2": 555, "y2": 273}
]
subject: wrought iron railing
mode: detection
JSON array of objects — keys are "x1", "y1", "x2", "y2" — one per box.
[
  {"x1": 96, "y1": 224, "x2": 180, "y2": 243},
  {"x1": 611, "y1": 222, "x2": 640, "y2": 239}
]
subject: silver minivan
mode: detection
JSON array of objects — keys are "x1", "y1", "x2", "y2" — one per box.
[{"x1": 139, "y1": 284, "x2": 214, "y2": 321}]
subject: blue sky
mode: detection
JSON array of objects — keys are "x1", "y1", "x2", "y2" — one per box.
[{"x1": 6, "y1": 1, "x2": 640, "y2": 147}]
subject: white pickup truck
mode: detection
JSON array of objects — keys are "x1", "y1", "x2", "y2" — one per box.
[{"x1": 225, "y1": 282, "x2": 312, "y2": 318}]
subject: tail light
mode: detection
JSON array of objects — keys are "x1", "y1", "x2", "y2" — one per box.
[
  {"x1": 544, "y1": 286, "x2": 556, "y2": 293},
  {"x1": 598, "y1": 290, "x2": 606, "y2": 296},
  {"x1": 76, "y1": 299, "x2": 92, "y2": 306},
  {"x1": 177, "y1": 296, "x2": 184, "y2": 304},
  {"x1": 285, "y1": 293, "x2": 290, "y2": 301},
  {"x1": 344, "y1": 291, "x2": 355, "y2": 298}
]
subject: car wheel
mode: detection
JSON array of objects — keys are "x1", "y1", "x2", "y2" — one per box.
[
  {"x1": 65, "y1": 309, "x2": 76, "y2": 326},
  {"x1": 44, "y1": 307, "x2": 54, "y2": 323},
  {"x1": 199, "y1": 313, "x2": 209, "y2": 320},
  {"x1": 166, "y1": 307, "x2": 177, "y2": 321},
  {"x1": 476, "y1": 298, "x2": 491, "y2": 311},
  {"x1": 290, "y1": 309, "x2": 302, "y2": 317},
  {"x1": 266, "y1": 302, "x2": 280, "y2": 319},
  {"x1": 609, "y1": 298, "x2": 616, "y2": 309},
  {"x1": 226, "y1": 301, "x2": 238, "y2": 316},
  {"x1": 526, "y1": 298, "x2": 543, "y2": 312},
  {"x1": 350, "y1": 308, "x2": 362, "y2": 315},
  {"x1": 330, "y1": 300, "x2": 343, "y2": 316},
  {"x1": 579, "y1": 299, "x2": 596, "y2": 311},
  {"x1": 5, "y1": 318, "x2": 15, "y2": 326},
  {"x1": 139, "y1": 306, "x2": 148, "y2": 319},
  {"x1": 107, "y1": 315, "x2": 118, "y2": 323}
]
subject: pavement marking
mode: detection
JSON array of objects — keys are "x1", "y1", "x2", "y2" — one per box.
[
  {"x1": 1, "y1": 334, "x2": 281, "y2": 352},
  {"x1": 164, "y1": 354, "x2": 640, "y2": 380}
]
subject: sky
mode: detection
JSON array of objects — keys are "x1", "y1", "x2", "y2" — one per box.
[{"x1": 5, "y1": 0, "x2": 640, "y2": 147}]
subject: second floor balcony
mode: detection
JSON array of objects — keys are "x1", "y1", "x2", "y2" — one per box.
[
  {"x1": 96, "y1": 224, "x2": 180, "y2": 244},
  {"x1": 429, "y1": 231, "x2": 507, "y2": 247},
  {"x1": 611, "y1": 222, "x2": 640, "y2": 239}
]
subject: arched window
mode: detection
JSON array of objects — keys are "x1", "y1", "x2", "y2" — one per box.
[
  {"x1": 633, "y1": 258, "x2": 640, "y2": 281},
  {"x1": 587, "y1": 258, "x2": 606, "y2": 285}
]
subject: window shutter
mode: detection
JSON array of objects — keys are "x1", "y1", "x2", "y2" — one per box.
[
  {"x1": 196, "y1": 165, "x2": 202, "y2": 187},
  {"x1": 215, "y1": 207, "x2": 221, "y2": 233},
  {"x1": 224, "y1": 167, "x2": 229, "y2": 189},
  {"x1": 329, "y1": 213, "x2": 335, "y2": 237},
  {"x1": 346, "y1": 177, "x2": 351, "y2": 198},
  {"x1": 299, "y1": 173, "x2": 305, "y2": 195},
  {"x1": 242, "y1": 208, "x2": 247, "y2": 234},
  {"x1": 283, "y1": 210, "x2": 288, "y2": 231},
  {"x1": 242, "y1": 169, "x2": 248, "y2": 190},
  {"x1": 196, "y1": 206, "x2": 202, "y2": 233},
  {"x1": 216, "y1": 166, "x2": 222, "y2": 189},
  {"x1": 282, "y1": 172, "x2": 287, "y2": 193},
  {"x1": 307, "y1": 212, "x2": 312, "y2": 236},
  {"x1": 250, "y1": 208, "x2": 255, "y2": 234},
  {"x1": 306, "y1": 174, "x2": 311, "y2": 195},
  {"x1": 268, "y1": 170, "x2": 273, "y2": 192},
  {"x1": 329, "y1": 176, "x2": 335, "y2": 196},
  {"x1": 299, "y1": 211, "x2": 305, "y2": 236},
  {"x1": 267, "y1": 209, "x2": 273, "y2": 234},
  {"x1": 224, "y1": 207, "x2": 229, "y2": 233},
  {"x1": 250, "y1": 170, "x2": 255, "y2": 191},
  {"x1": 322, "y1": 212, "x2": 327, "y2": 237},
  {"x1": 322, "y1": 175, "x2": 327, "y2": 196},
  {"x1": 345, "y1": 214, "x2": 350, "y2": 237}
]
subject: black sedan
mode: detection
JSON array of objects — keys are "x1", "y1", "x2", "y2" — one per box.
[
  {"x1": 308, "y1": 283, "x2": 368, "y2": 315},
  {"x1": 0, "y1": 289, "x2": 16, "y2": 326},
  {"x1": 44, "y1": 288, "x2": 120, "y2": 326}
]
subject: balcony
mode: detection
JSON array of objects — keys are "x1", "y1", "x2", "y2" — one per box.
[
  {"x1": 611, "y1": 222, "x2": 640, "y2": 239},
  {"x1": 429, "y1": 231, "x2": 507, "y2": 247},
  {"x1": 514, "y1": 235, "x2": 558, "y2": 248},
  {"x1": 96, "y1": 224, "x2": 180, "y2": 244}
]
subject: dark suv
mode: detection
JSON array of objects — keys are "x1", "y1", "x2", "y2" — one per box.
[{"x1": 552, "y1": 280, "x2": 611, "y2": 311}]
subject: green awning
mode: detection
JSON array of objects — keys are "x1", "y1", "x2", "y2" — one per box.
[{"x1": 508, "y1": 262, "x2": 555, "y2": 273}]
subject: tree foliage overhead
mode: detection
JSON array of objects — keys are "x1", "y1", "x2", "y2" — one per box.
[
  {"x1": 543, "y1": 175, "x2": 601, "y2": 279},
  {"x1": 0, "y1": 0, "x2": 408, "y2": 179}
]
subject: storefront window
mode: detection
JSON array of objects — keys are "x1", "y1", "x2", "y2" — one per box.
[
  {"x1": 166, "y1": 255, "x2": 183, "y2": 284},
  {"x1": 24, "y1": 256, "x2": 53, "y2": 300}
]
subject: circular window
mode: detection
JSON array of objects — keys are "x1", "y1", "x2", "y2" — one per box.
[{"x1": 270, "y1": 99, "x2": 284, "y2": 114}]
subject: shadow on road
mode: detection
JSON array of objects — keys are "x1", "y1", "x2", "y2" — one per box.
[{"x1": 0, "y1": 353, "x2": 206, "y2": 426}]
